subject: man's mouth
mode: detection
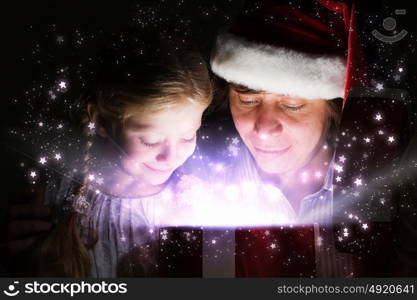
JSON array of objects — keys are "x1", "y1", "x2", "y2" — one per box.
[{"x1": 253, "y1": 145, "x2": 291, "y2": 156}]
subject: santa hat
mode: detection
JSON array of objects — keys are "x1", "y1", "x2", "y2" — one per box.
[{"x1": 211, "y1": 0, "x2": 365, "y2": 102}]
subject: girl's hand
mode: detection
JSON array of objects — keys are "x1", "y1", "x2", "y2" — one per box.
[{"x1": 6, "y1": 189, "x2": 53, "y2": 255}]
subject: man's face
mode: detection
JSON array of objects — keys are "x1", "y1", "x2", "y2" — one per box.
[{"x1": 229, "y1": 85, "x2": 329, "y2": 176}]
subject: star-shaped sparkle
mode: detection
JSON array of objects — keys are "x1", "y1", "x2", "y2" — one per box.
[
  {"x1": 338, "y1": 155, "x2": 346, "y2": 163},
  {"x1": 54, "y1": 153, "x2": 62, "y2": 160},
  {"x1": 354, "y1": 178, "x2": 362, "y2": 186},
  {"x1": 87, "y1": 122, "x2": 95, "y2": 130},
  {"x1": 58, "y1": 81, "x2": 67, "y2": 89},
  {"x1": 334, "y1": 165, "x2": 344, "y2": 173},
  {"x1": 375, "y1": 113, "x2": 382, "y2": 121},
  {"x1": 388, "y1": 136, "x2": 395, "y2": 143},
  {"x1": 39, "y1": 157, "x2": 47, "y2": 164}
]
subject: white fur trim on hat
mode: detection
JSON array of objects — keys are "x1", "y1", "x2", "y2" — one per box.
[{"x1": 211, "y1": 33, "x2": 346, "y2": 100}]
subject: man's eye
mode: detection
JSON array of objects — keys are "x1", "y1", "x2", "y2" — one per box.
[
  {"x1": 238, "y1": 95, "x2": 260, "y2": 105},
  {"x1": 282, "y1": 104, "x2": 304, "y2": 111}
]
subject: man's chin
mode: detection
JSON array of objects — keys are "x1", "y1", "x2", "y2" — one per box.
[{"x1": 255, "y1": 158, "x2": 293, "y2": 176}]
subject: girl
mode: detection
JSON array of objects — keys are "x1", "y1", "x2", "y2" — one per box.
[{"x1": 30, "y1": 30, "x2": 212, "y2": 277}]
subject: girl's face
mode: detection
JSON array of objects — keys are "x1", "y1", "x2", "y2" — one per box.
[
  {"x1": 119, "y1": 101, "x2": 206, "y2": 185},
  {"x1": 229, "y1": 86, "x2": 329, "y2": 177}
]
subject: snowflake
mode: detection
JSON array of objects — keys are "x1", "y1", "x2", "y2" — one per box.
[
  {"x1": 231, "y1": 137, "x2": 240, "y2": 145},
  {"x1": 338, "y1": 155, "x2": 346, "y2": 163},
  {"x1": 161, "y1": 229, "x2": 168, "y2": 240},
  {"x1": 87, "y1": 122, "x2": 95, "y2": 130},
  {"x1": 334, "y1": 164, "x2": 344, "y2": 173},
  {"x1": 58, "y1": 81, "x2": 67, "y2": 89},
  {"x1": 375, "y1": 83, "x2": 384, "y2": 91},
  {"x1": 227, "y1": 144, "x2": 239, "y2": 157}
]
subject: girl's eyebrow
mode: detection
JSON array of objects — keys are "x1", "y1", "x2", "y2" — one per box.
[
  {"x1": 125, "y1": 121, "x2": 151, "y2": 131},
  {"x1": 127, "y1": 121, "x2": 202, "y2": 134}
]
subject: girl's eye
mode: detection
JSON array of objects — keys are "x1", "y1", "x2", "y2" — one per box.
[
  {"x1": 182, "y1": 135, "x2": 196, "y2": 143},
  {"x1": 282, "y1": 104, "x2": 305, "y2": 112},
  {"x1": 139, "y1": 138, "x2": 160, "y2": 148}
]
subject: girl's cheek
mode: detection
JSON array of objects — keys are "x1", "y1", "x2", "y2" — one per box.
[{"x1": 179, "y1": 141, "x2": 197, "y2": 160}]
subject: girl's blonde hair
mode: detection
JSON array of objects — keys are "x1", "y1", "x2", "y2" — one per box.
[{"x1": 31, "y1": 30, "x2": 212, "y2": 277}]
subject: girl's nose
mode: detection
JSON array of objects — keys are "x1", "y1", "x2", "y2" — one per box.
[{"x1": 156, "y1": 143, "x2": 175, "y2": 164}]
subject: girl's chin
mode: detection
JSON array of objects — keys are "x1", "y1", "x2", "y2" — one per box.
[{"x1": 142, "y1": 172, "x2": 173, "y2": 186}]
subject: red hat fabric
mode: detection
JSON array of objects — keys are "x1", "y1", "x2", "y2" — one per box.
[{"x1": 211, "y1": 0, "x2": 363, "y2": 102}]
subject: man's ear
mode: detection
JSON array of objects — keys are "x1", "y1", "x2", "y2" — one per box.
[{"x1": 87, "y1": 104, "x2": 108, "y2": 138}]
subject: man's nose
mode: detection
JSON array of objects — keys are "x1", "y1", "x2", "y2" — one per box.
[{"x1": 254, "y1": 105, "x2": 283, "y2": 138}]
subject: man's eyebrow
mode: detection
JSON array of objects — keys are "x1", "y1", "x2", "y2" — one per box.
[{"x1": 230, "y1": 84, "x2": 263, "y2": 94}]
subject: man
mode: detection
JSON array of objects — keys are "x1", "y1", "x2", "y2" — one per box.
[{"x1": 207, "y1": 0, "x2": 364, "y2": 277}]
